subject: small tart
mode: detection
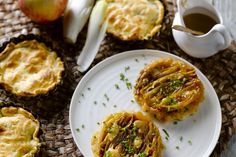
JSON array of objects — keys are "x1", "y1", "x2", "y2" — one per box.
[
  {"x1": 92, "y1": 112, "x2": 164, "y2": 157},
  {"x1": 134, "y1": 58, "x2": 204, "y2": 122},
  {"x1": 0, "y1": 40, "x2": 64, "y2": 97},
  {"x1": 0, "y1": 107, "x2": 40, "y2": 157},
  {"x1": 105, "y1": 0, "x2": 164, "y2": 40}
]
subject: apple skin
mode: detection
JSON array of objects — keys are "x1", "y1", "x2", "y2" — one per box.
[{"x1": 18, "y1": 0, "x2": 68, "y2": 23}]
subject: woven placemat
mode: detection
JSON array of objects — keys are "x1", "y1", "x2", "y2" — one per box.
[{"x1": 0, "y1": 0, "x2": 236, "y2": 157}]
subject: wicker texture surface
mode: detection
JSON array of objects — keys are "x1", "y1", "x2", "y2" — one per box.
[{"x1": 0, "y1": 0, "x2": 236, "y2": 157}]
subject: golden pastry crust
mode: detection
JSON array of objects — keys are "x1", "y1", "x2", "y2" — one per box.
[
  {"x1": 91, "y1": 112, "x2": 164, "y2": 157},
  {"x1": 134, "y1": 58, "x2": 204, "y2": 122},
  {"x1": 0, "y1": 40, "x2": 64, "y2": 97},
  {"x1": 0, "y1": 107, "x2": 40, "y2": 157},
  {"x1": 105, "y1": 0, "x2": 164, "y2": 40}
]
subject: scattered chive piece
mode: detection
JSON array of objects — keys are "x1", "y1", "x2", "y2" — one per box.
[
  {"x1": 193, "y1": 119, "x2": 197, "y2": 123},
  {"x1": 176, "y1": 146, "x2": 180, "y2": 150},
  {"x1": 97, "y1": 122, "x2": 100, "y2": 125},
  {"x1": 81, "y1": 93, "x2": 84, "y2": 97},
  {"x1": 94, "y1": 101, "x2": 97, "y2": 105},
  {"x1": 104, "y1": 94, "x2": 109, "y2": 101},
  {"x1": 120, "y1": 73, "x2": 125, "y2": 81},
  {"x1": 82, "y1": 124, "x2": 85, "y2": 129},
  {"x1": 124, "y1": 66, "x2": 130, "y2": 72},
  {"x1": 76, "y1": 128, "x2": 80, "y2": 132},
  {"x1": 162, "y1": 129, "x2": 169, "y2": 137},
  {"x1": 131, "y1": 100, "x2": 135, "y2": 103},
  {"x1": 126, "y1": 82, "x2": 132, "y2": 90},
  {"x1": 87, "y1": 87, "x2": 91, "y2": 91},
  {"x1": 180, "y1": 136, "x2": 183, "y2": 142},
  {"x1": 102, "y1": 103, "x2": 106, "y2": 107},
  {"x1": 135, "y1": 58, "x2": 139, "y2": 62},
  {"x1": 113, "y1": 105, "x2": 117, "y2": 108},
  {"x1": 173, "y1": 121, "x2": 178, "y2": 125},
  {"x1": 119, "y1": 73, "x2": 132, "y2": 90},
  {"x1": 188, "y1": 140, "x2": 192, "y2": 145},
  {"x1": 165, "y1": 137, "x2": 169, "y2": 141},
  {"x1": 115, "y1": 84, "x2": 120, "y2": 90}
]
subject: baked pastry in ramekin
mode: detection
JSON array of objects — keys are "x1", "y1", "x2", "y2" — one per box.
[
  {"x1": 0, "y1": 40, "x2": 64, "y2": 97},
  {"x1": 105, "y1": 0, "x2": 164, "y2": 40},
  {"x1": 0, "y1": 106, "x2": 40, "y2": 157}
]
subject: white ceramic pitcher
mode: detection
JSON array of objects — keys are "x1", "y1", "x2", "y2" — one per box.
[{"x1": 172, "y1": 0, "x2": 232, "y2": 58}]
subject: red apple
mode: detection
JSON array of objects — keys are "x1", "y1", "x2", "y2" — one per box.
[{"x1": 18, "y1": 0, "x2": 68, "y2": 23}]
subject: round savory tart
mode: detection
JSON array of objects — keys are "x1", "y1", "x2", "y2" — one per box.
[
  {"x1": 0, "y1": 40, "x2": 64, "y2": 97},
  {"x1": 134, "y1": 58, "x2": 204, "y2": 122},
  {"x1": 0, "y1": 106, "x2": 40, "y2": 157},
  {"x1": 91, "y1": 112, "x2": 164, "y2": 157},
  {"x1": 105, "y1": 0, "x2": 164, "y2": 40}
]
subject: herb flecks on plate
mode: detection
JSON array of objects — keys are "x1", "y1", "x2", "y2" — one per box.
[
  {"x1": 120, "y1": 73, "x2": 132, "y2": 90},
  {"x1": 104, "y1": 94, "x2": 110, "y2": 102},
  {"x1": 115, "y1": 84, "x2": 120, "y2": 90}
]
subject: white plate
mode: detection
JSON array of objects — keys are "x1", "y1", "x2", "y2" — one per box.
[{"x1": 69, "y1": 50, "x2": 221, "y2": 157}]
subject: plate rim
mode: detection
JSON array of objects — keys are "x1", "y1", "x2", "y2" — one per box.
[{"x1": 69, "y1": 49, "x2": 222, "y2": 157}]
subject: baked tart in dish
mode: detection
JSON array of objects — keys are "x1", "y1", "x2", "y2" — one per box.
[
  {"x1": 105, "y1": 0, "x2": 165, "y2": 40},
  {"x1": 134, "y1": 58, "x2": 204, "y2": 122},
  {"x1": 0, "y1": 106, "x2": 40, "y2": 157},
  {"x1": 0, "y1": 40, "x2": 64, "y2": 97},
  {"x1": 91, "y1": 112, "x2": 164, "y2": 157}
]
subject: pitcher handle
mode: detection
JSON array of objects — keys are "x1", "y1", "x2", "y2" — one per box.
[{"x1": 212, "y1": 24, "x2": 232, "y2": 50}]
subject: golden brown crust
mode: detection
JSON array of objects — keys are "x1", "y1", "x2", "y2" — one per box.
[
  {"x1": 0, "y1": 40, "x2": 64, "y2": 97},
  {"x1": 0, "y1": 107, "x2": 40, "y2": 157},
  {"x1": 105, "y1": 0, "x2": 164, "y2": 41},
  {"x1": 91, "y1": 112, "x2": 164, "y2": 157},
  {"x1": 134, "y1": 58, "x2": 204, "y2": 122}
]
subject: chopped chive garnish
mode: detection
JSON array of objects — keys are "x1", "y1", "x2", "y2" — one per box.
[
  {"x1": 165, "y1": 137, "x2": 169, "y2": 141},
  {"x1": 102, "y1": 103, "x2": 106, "y2": 107},
  {"x1": 94, "y1": 101, "x2": 97, "y2": 105},
  {"x1": 119, "y1": 73, "x2": 132, "y2": 90},
  {"x1": 113, "y1": 105, "x2": 117, "y2": 108},
  {"x1": 180, "y1": 136, "x2": 183, "y2": 142},
  {"x1": 115, "y1": 84, "x2": 120, "y2": 89},
  {"x1": 87, "y1": 87, "x2": 91, "y2": 91},
  {"x1": 97, "y1": 122, "x2": 100, "y2": 125},
  {"x1": 120, "y1": 73, "x2": 125, "y2": 81},
  {"x1": 82, "y1": 124, "x2": 85, "y2": 129},
  {"x1": 76, "y1": 128, "x2": 80, "y2": 132},
  {"x1": 126, "y1": 82, "x2": 132, "y2": 90},
  {"x1": 176, "y1": 146, "x2": 180, "y2": 150},
  {"x1": 173, "y1": 121, "x2": 178, "y2": 125},
  {"x1": 162, "y1": 129, "x2": 169, "y2": 137},
  {"x1": 104, "y1": 94, "x2": 109, "y2": 101},
  {"x1": 124, "y1": 66, "x2": 130, "y2": 72},
  {"x1": 81, "y1": 93, "x2": 84, "y2": 97},
  {"x1": 131, "y1": 100, "x2": 135, "y2": 103},
  {"x1": 135, "y1": 58, "x2": 139, "y2": 62},
  {"x1": 188, "y1": 140, "x2": 192, "y2": 145}
]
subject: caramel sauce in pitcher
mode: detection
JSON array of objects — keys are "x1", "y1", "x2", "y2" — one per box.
[{"x1": 183, "y1": 13, "x2": 218, "y2": 34}]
